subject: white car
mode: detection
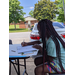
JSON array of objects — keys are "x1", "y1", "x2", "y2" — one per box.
[{"x1": 30, "y1": 22, "x2": 65, "y2": 42}]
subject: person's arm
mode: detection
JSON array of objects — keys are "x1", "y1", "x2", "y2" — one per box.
[
  {"x1": 33, "y1": 44, "x2": 42, "y2": 54},
  {"x1": 21, "y1": 41, "x2": 41, "y2": 46}
]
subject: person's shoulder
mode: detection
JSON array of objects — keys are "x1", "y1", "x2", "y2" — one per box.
[{"x1": 48, "y1": 37, "x2": 54, "y2": 42}]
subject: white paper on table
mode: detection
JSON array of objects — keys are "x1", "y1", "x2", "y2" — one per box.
[{"x1": 17, "y1": 45, "x2": 38, "y2": 54}]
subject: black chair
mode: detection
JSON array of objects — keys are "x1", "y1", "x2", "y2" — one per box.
[{"x1": 9, "y1": 39, "x2": 12, "y2": 44}]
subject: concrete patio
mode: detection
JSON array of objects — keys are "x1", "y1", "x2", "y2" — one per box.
[{"x1": 9, "y1": 58, "x2": 36, "y2": 75}]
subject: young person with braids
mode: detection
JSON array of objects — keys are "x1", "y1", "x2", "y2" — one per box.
[{"x1": 21, "y1": 19, "x2": 65, "y2": 75}]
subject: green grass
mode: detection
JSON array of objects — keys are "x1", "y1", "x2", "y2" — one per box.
[
  {"x1": 9, "y1": 25, "x2": 31, "y2": 33},
  {"x1": 9, "y1": 25, "x2": 19, "y2": 29}
]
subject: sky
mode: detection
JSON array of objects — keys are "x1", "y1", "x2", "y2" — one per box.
[{"x1": 18, "y1": 0, "x2": 55, "y2": 17}]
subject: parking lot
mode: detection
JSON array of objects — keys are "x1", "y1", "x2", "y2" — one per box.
[{"x1": 9, "y1": 32, "x2": 31, "y2": 44}]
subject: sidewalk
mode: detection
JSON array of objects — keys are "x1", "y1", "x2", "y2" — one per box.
[
  {"x1": 10, "y1": 58, "x2": 36, "y2": 75},
  {"x1": 10, "y1": 57, "x2": 49, "y2": 75}
]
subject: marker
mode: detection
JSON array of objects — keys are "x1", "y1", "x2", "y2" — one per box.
[{"x1": 11, "y1": 50, "x2": 16, "y2": 52}]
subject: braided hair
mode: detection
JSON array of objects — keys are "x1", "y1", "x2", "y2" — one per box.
[{"x1": 38, "y1": 19, "x2": 65, "y2": 74}]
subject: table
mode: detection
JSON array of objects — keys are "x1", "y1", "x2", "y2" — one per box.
[{"x1": 9, "y1": 44, "x2": 38, "y2": 75}]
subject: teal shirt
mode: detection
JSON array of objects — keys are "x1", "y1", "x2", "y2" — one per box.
[{"x1": 40, "y1": 37, "x2": 65, "y2": 70}]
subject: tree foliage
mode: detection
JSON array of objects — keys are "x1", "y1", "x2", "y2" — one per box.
[
  {"x1": 29, "y1": 10, "x2": 34, "y2": 17},
  {"x1": 55, "y1": 0, "x2": 65, "y2": 22},
  {"x1": 9, "y1": 0, "x2": 26, "y2": 29},
  {"x1": 34, "y1": 0, "x2": 58, "y2": 21}
]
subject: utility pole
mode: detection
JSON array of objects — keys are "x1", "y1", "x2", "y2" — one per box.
[{"x1": 62, "y1": 0, "x2": 65, "y2": 17}]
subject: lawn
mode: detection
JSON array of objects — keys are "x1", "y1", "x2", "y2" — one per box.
[{"x1": 9, "y1": 25, "x2": 31, "y2": 33}]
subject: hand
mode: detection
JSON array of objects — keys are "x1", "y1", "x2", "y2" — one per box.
[
  {"x1": 32, "y1": 44, "x2": 42, "y2": 50},
  {"x1": 21, "y1": 42, "x2": 27, "y2": 47}
]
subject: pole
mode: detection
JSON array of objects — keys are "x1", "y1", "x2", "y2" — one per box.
[{"x1": 62, "y1": 0, "x2": 65, "y2": 17}]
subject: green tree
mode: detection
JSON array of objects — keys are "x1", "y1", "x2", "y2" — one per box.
[
  {"x1": 9, "y1": 0, "x2": 26, "y2": 29},
  {"x1": 29, "y1": 10, "x2": 34, "y2": 17},
  {"x1": 55, "y1": 0, "x2": 65, "y2": 22},
  {"x1": 34, "y1": 0, "x2": 58, "y2": 21}
]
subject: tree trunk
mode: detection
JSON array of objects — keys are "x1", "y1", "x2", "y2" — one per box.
[{"x1": 14, "y1": 22, "x2": 16, "y2": 30}]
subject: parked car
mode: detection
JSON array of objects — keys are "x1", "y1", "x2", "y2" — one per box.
[{"x1": 30, "y1": 22, "x2": 65, "y2": 42}]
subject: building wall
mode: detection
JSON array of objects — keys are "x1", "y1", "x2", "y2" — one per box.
[
  {"x1": 9, "y1": 17, "x2": 38, "y2": 28},
  {"x1": 31, "y1": 20, "x2": 38, "y2": 26},
  {"x1": 19, "y1": 21, "x2": 25, "y2": 28},
  {"x1": 19, "y1": 20, "x2": 38, "y2": 28}
]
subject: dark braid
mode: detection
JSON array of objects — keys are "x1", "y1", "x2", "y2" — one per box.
[
  {"x1": 45, "y1": 19, "x2": 65, "y2": 73},
  {"x1": 38, "y1": 20, "x2": 46, "y2": 75},
  {"x1": 38, "y1": 19, "x2": 65, "y2": 74},
  {"x1": 46, "y1": 19, "x2": 65, "y2": 48}
]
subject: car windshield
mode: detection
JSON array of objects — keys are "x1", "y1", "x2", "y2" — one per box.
[
  {"x1": 33, "y1": 22, "x2": 65, "y2": 30},
  {"x1": 52, "y1": 22, "x2": 65, "y2": 28},
  {"x1": 34, "y1": 23, "x2": 38, "y2": 30}
]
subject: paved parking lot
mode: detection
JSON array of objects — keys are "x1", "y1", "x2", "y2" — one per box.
[{"x1": 9, "y1": 32, "x2": 31, "y2": 44}]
